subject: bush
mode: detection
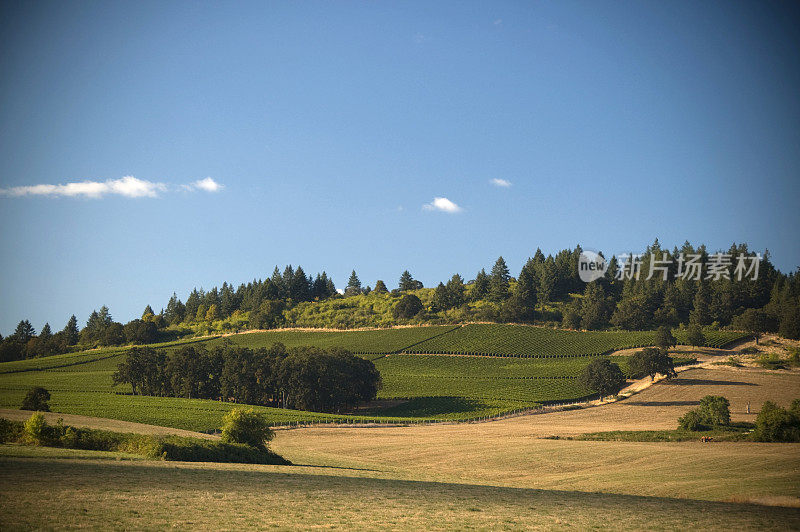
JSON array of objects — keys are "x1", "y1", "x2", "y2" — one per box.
[
  {"x1": 678, "y1": 409, "x2": 705, "y2": 431},
  {"x1": 21, "y1": 386, "x2": 51, "y2": 412},
  {"x1": 579, "y1": 358, "x2": 627, "y2": 401},
  {"x1": 698, "y1": 395, "x2": 730, "y2": 426},
  {"x1": 221, "y1": 408, "x2": 274, "y2": 450},
  {"x1": 0, "y1": 418, "x2": 23, "y2": 443},
  {"x1": 677, "y1": 395, "x2": 730, "y2": 431},
  {"x1": 393, "y1": 294, "x2": 423, "y2": 319},
  {"x1": 0, "y1": 415, "x2": 290, "y2": 464},
  {"x1": 23, "y1": 412, "x2": 48, "y2": 445},
  {"x1": 753, "y1": 401, "x2": 800, "y2": 442}
]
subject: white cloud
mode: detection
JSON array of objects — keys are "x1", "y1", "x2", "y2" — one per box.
[
  {"x1": 0, "y1": 176, "x2": 166, "y2": 199},
  {"x1": 423, "y1": 197, "x2": 462, "y2": 213},
  {"x1": 188, "y1": 177, "x2": 223, "y2": 193},
  {"x1": 0, "y1": 176, "x2": 224, "y2": 199},
  {"x1": 493, "y1": 18, "x2": 503, "y2": 26},
  {"x1": 490, "y1": 178, "x2": 512, "y2": 188}
]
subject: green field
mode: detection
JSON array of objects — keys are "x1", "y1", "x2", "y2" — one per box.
[
  {"x1": 205, "y1": 325, "x2": 459, "y2": 355},
  {"x1": 0, "y1": 324, "x2": 731, "y2": 430},
  {"x1": 403, "y1": 324, "x2": 748, "y2": 356}
]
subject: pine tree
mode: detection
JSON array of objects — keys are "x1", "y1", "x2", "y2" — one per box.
[
  {"x1": 290, "y1": 266, "x2": 311, "y2": 302},
  {"x1": 432, "y1": 282, "x2": 449, "y2": 311},
  {"x1": 690, "y1": 283, "x2": 712, "y2": 326},
  {"x1": 445, "y1": 274, "x2": 466, "y2": 308},
  {"x1": 39, "y1": 323, "x2": 52, "y2": 340},
  {"x1": 374, "y1": 280, "x2": 389, "y2": 294},
  {"x1": 399, "y1": 270, "x2": 416, "y2": 292},
  {"x1": 471, "y1": 269, "x2": 489, "y2": 301},
  {"x1": 346, "y1": 270, "x2": 362, "y2": 296},
  {"x1": 62, "y1": 315, "x2": 79, "y2": 345},
  {"x1": 142, "y1": 305, "x2": 155, "y2": 320},
  {"x1": 516, "y1": 259, "x2": 539, "y2": 311},
  {"x1": 489, "y1": 256, "x2": 510, "y2": 301},
  {"x1": 13, "y1": 320, "x2": 36, "y2": 343}
]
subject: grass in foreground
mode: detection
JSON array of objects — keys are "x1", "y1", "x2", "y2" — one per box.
[{"x1": 1, "y1": 447, "x2": 798, "y2": 530}]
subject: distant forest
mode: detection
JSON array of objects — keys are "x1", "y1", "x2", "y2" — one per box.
[{"x1": 2, "y1": 239, "x2": 799, "y2": 362}]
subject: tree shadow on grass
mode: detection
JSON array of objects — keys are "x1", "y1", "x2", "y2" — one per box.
[
  {"x1": 625, "y1": 400, "x2": 701, "y2": 407},
  {"x1": 662, "y1": 378, "x2": 758, "y2": 387}
]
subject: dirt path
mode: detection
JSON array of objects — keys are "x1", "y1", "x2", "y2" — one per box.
[{"x1": 0, "y1": 409, "x2": 219, "y2": 440}]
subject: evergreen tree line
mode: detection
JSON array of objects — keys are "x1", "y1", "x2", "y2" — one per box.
[
  {"x1": 3, "y1": 241, "x2": 800, "y2": 364},
  {"x1": 112, "y1": 343, "x2": 381, "y2": 413}
]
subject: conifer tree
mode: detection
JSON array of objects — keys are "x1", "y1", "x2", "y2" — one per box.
[
  {"x1": 399, "y1": 270, "x2": 416, "y2": 292},
  {"x1": 489, "y1": 256, "x2": 510, "y2": 301},
  {"x1": 346, "y1": 270, "x2": 362, "y2": 296}
]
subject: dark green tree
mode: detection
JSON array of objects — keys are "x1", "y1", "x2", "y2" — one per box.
[
  {"x1": 489, "y1": 256, "x2": 510, "y2": 301},
  {"x1": 471, "y1": 269, "x2": 489, "y2": 301},
  {"x1": 628, "y1": 347, "x2": 677, "y2": 381},
  {"x1": 13, "y1": 320, "x2": 35, "y2": 343},
  {"x1": 654, "y1": 325, "x2": 677, "y2": 352},
  {"x1": 579, "y1": 359, "x2": 627, "y2": 401},
  {"x1": 399, "y1": 270, "x2": 416, "y2": 292},
  {"x1": 62, "y1": 315, "x2": 79, "y2": 346},
  {"x1": 373, "y1": 280, "x2": 389, "y2": 294},
  {"x1": 21, "y1": 387, "x2": 51, "y2": 411},
  {"x1": 580, "y1": 283, "x2": 611, "y2": 330},
  {"x1": 345, "y1": 270, "x2": 362, "y2": 296},
  {"x1": 686, "y1": 323, "x2": 706, "y2": 347},
  {"x1": 732, "y1": 308, "x2": 769, "y2": 344},
  {"x1": 689, "y1": 283, "x2": 712, "y2": 326},
  {"x1": 393, "y1": 294, "x2": 423, "y2": 319}
]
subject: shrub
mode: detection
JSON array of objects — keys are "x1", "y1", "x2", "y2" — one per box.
[
  {"x1": 579, "y1": 358, "x2": 627, "y2": 401},
  {"x1": 221, "y1": 408, "x2": 274, "y2": 450},
  {"x1": 678, "y1": 410, "x2": 705, "y2": 431},
  {"x1": 21, "y1": 386, "x2": 51, "y2": 412},
  {"x1": 676, "y1": 395, "x2": 730, "y2": 431},
  {"x1": 393, "y1": 294, "x2": 423, "y2": 319},
  {"x1": 0, "y1": 418, "x2": 23, "y2": 443},
  {"x1": 23, "y1": 412, "x2": 48, "y2": 445},
  {"x1": 628, "y1": 347, "x2": 676, "y2": 381},
  {"x1": 753, "y1": 401, "x2": 800, "y2": 442},
  {"x1": 698, "y1": 395, "x2": 730, "y2": 426},
  {"x1": 686, "y1": 324, "x2": 705, "y2": 347}
]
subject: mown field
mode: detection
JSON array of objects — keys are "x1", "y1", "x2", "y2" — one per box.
[
  {"x1": 1, "y1": 442, "x2": 798, "y2": 530},
  {"x1": 0, "y1": 324, "x2": 732, "y2": 430}
]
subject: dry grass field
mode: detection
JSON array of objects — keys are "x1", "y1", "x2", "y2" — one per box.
[
  {"x1": 1, "y1": 446, "x2": 799, "y2": 530},
  {"x1": 1, "y1": 358, "x2": 799, "y2": 529}
]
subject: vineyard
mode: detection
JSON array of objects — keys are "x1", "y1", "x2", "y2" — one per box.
[
  {"x1": 0, "y1": 323, "x2": 744, "y2": 429},
  {"x1": 205, "y1": 325, "x2": 459, "y2": 355},
  {"x1": 402, "y1": 324, "x2": 747, "y2": 357}
]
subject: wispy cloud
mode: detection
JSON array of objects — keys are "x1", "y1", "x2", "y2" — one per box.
[
  {"x1": 490, "y1": 178, "x2": 512, "y2": 188},
  {"x1": 423, "y1": 197, "x2": 462, "y2": 213},
  {"x1": 493, "y1": 18, "x2": 503, "y2": 26},
  {"x1": 413, "y1": 32, "x2": 428, "y2": 44},
  {"x1": 0, "y1": 176, "x2": 223, "y2": 199},
  {"x1": 184, "y1": 177, "x2": 223, "y2": 193}
]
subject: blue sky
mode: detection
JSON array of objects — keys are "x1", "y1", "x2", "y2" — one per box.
[{"x1": 1, "y1": 1, "x2": 799, "y2": 334}]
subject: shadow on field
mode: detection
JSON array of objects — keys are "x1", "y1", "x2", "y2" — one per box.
[
  {"x1": 663, "y1": 378, "x2": 758, "y2": 387},
  {"x1": 625, "y1": 400, "x2": 701, "y2": 407},
  {"x1": 292, "y1": 463, "x2": 382, "y2": 472}
]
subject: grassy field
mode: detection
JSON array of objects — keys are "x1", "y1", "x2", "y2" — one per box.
[
  {"x1": 404, "y1": 324, "x2": 748, "y2": 356},
  {"x1": 2, "y1": 366, "x2": 799, "y2": 529},
  {"x1": 1, "y1": 445, "x2": 798, "y2": 530},
  {"x1": 0, "y1": 324, "x2": 745, "y2": 429}
]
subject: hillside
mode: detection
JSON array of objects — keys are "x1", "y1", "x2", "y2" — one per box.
[{"x1": 0, "y1": 324, "x2": 738, "y2": 428}]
